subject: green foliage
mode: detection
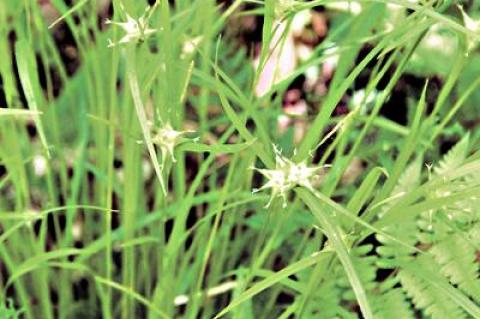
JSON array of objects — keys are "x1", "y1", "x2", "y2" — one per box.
[
  {"x1": 0, "y1": 299, "x2": 24, "y2": 319},
  {"x1": 0, "y1": 0, "x2": 479, "y2": 318},
  {"x1": 398, "y1": 257, "x2": 468, "y2": 319},
  {"x1": 373, "y1": 135, "x2": 480, "y2": 318}
]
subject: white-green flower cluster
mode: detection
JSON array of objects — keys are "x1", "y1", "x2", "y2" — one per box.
[
  {"x1": 151, "y1": 122, "x2": 193, "y2": 167},
  {"x1": 253, "y1": 146, "x2": 325, "y2": 208},
  {"x1": 181, "y1": 36, "x2": 203, "y2": 58},
  {"x1": 106, "y1": 4, "x2": 157, "y2": 47}
]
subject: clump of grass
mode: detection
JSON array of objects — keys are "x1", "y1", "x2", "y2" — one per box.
[{"x1": 0, "y1": 1, "x2": 479, "y2": 318}]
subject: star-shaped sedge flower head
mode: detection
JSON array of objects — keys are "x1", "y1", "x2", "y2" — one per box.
[
  {"x1": 253, "y1": 146, "x2": 326, "y2": 208},
  {"x1": 105, "y1": 4, "x2": 157, "y2": 47},
  {"x1": 151, "y1": 122, "x2": 194, "y2": 167},
  {"x1": 181, "y1": 36, "x2": 203, "y2": 59}
]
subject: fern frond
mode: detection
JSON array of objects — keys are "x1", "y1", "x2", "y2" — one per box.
[
  {"x1": 393, "y1": 159, "x2": 422, "y2": 196},
  {"x1": 337, "y1": 244, "x2": 377, "y2": 301},
  {"x1": 399, "y1": 257, "x2": 469, "y2": 319},
  {"x1": 373, "y1": 288, "x2": 414, "y2": 319},
  {"x1": 430, "y1": 232, "x2": 480, "y2": 303},
  {"x1": 434, "y1": 134, "x2": 470, "y2": 177},
  {"x1": 303, "y1": 275, "x2": 343, "y2": 319},
  {"x1": 378, "y1": 159, "x2": 422, "y2": 219},
  {"x1": 376, "y1": 215, "x2": 418, "y2": 268}
]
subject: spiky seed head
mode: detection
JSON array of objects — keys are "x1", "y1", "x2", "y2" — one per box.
[
  {"x1": 151, "y1": 122, "x2": 194, "y2": 167},
  {"x1": 181, "y1": 36, "x2": 203, "y2": 58},
  {"x1": 253, "y1": 146, "x2": 326, "y2": 208},
  {"x1": 106, "y1": 5, "x2": 157, "y2": 47}
]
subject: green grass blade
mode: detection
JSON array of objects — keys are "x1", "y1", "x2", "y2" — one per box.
[
  {"x1": 125, "y1": 48, "x2": 167, "y2": 195},
  {"x1": 298, "y1": 188, "x2": 374, "y2": 319},
  {"x1": 213, "y1": 251, "x2": 330, "y2": 319},
  {"x1": 15, "y1": 39, "x2": 51, "y2": 157},
  {"x1": 94, "y1": 276, "x2": 171, "y2": 319}
]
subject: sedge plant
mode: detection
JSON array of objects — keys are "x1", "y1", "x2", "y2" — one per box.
[{"x1": 0, "y1": 0, "x2": 480, "y2": 318}]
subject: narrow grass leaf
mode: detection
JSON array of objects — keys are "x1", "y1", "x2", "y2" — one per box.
[
  {"x1": 213, "y1": 251, "x2": 330, "y2": 319},
  {"x1": 299, "y1": 189, "x2": 374, "y2": 319},
  {"x1": 126, "y1": 48, "x2": 167, "y2": 195},
  {"x1": 6, "y1": 249, "x2": 84, "y2": 287},
  {"x1": 15, "y1": 40, "x2": 50, "y2": 157},
  {"x1": 94, "y1": 276, "x2": 171, "y2": 319}
]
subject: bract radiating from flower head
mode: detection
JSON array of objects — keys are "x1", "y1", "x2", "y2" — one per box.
[
  {"x1": 253, "y1": 146, "x2": 326, "y2": 208},
  {"x1": 106, "y1": 4, "x2": 157, "y2": 47}
]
